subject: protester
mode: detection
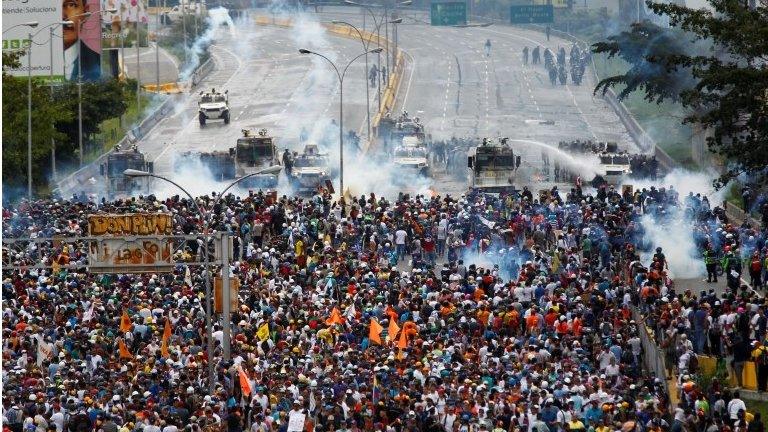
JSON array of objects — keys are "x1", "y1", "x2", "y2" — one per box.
[{"x1": 2, "y1": 182, "x2": 766, "y2": 432}]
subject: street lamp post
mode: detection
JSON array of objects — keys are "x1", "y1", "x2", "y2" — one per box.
[
  {"x1": 331, "y1": 21, "x2": 372, "y2": 141},
  {"x1": 4, "y1": 22, "x2": 39, "y2": 199},
  {"x1": 299, "y1": 47, "x2": 382, "y2": 195},
  {"x1": 344, "y1": 1, "x2": 408, "y2": 109},
  {"x1": 35, "y1": 21, "x2": 73, "y2": 182},
  {"x1": 124, "y1": 165, "x2": 281, "y2": 391},
  {"x1": 74, "y1": 9, "x2": 117, "y2": 167},
  {"x1": 27, "y1": 29, "x2": 34, "y2": 199}
]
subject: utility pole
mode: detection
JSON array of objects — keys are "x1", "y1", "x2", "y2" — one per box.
[
  {"x1": 221, "y1": 233, "x2": 231, "y2": 362},
  {"x1": 156, "y1": 0, "x2": 160, "y2": 92},
  {"x1": 49, "y1": 26, "x2": 57, "y2": 181},
  {"x1": 27, "y1": 31, "x2": 33, "y2": 199},
  {"x1": 136, "y1": 17, "x2": 141, "y2": 115}
]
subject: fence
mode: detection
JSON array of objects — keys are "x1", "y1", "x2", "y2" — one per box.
[{"x1": 54, "y1": 57, "x2": 215, "y2": 198}]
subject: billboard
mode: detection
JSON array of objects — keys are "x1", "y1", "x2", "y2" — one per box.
[
  {"x1": 2, "y1": 0, "x2": 64, "y2": 81},
  {"x1": 87, "y1": 213, "x2": 175, "y2": 273},
  {"x1": 88, "y1": 213, "x2": 173, "y2": 235},
  {"x1": 101, "y1": 0, "x2": 149, "y2": 79},
  {"x1": 64, "y1": 0, "x2": 103, "y2": 81}
]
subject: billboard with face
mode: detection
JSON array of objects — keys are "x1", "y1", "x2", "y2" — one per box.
[
  {"x1": 2, "y1": 0, "x2": 64, "y2": 80},
  {"x1": 62, "y1": 0, "x2": 102, "y2": 80}
]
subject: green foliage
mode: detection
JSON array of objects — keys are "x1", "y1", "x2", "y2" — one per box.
[
  {"x1": 2, "y1": 52, "x2": 72, "y2": 192},
  {"x1": 591, "y1": 0, "x2": 768, "y2": 187},
  {"x1": 2, "y1": 51, "x2": 134, "y2": 196},
  {"x1": 53, "y1": 78, "x2": 134, "y2": 164},
  {"x1": 592, "y1": 21, "x2": 698, "y2": 103}
]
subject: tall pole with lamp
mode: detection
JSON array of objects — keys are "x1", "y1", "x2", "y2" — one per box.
[
  {"x1": 299, "y1": 47, "x2": 382, "y2": 195},
  {"x1": 123, "y1": 165, "x2": 282, "y2": 389},
  {"x1": 74, "y1": 9, "x2": 117, "y2": 167},
  {"x1": 4, "y1": 21, "x2": 39, "y2": 198}
]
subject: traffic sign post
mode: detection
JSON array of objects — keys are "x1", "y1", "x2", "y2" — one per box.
[
  {"x1": 430, "y1": 2, "x2": 467, "y2": 26},
  {"x1": 510, "y1": 5, "x2": 554, "y2": 24}
]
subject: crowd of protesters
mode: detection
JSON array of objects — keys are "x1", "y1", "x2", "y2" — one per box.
[{"x1": 2, "y1": 182, "x2": 766, "y2": 432}]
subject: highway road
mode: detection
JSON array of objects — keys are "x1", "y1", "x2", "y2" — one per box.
[
  {"x1": 128, "y1": 16, "x2": 372, "y2": 196},
  {"x1": 124, "y1": 7, "x2": 638, "y2": 198},
  {"x1": 311, "y1": 8, "x2": 636, "y2": 196}
]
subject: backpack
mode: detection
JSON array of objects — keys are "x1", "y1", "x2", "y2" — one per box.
[
  {"x1": 688, "y1": 353, "x2": 699, "y2": 373},
  {"x1": 758, "y1": 347, "x2": 768, "y2": 366}
]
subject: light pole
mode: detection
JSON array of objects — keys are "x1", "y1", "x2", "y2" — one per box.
[
  {"x1": 74, "y1": 9, "x2": 117, "y2": 167},
  {"x1": 331, "y1": 21, "x2": 372, "y2": 141},
  {"x1": 32, "y1": 21, "x2": 73, "y2": 182},
  {"x1": 299, "y1": 47, "x2": 382, "y2": 195},
  {"x1": 26, "y1": 24, "x2": 39, "y2": 199},
  {"x1": 123, "y1": 165, "x2": 281, "y2": 391},
  {"x1": 345, "y1": 1, "x2": 408, "y2": 107}
]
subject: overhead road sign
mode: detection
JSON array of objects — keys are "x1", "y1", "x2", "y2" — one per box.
[
  {"x1": 430, "y1": 2, "x2": 467, "y2": 26},
  {"x1": 510, "y1": 5, "x2": 554, "y2": 24}
]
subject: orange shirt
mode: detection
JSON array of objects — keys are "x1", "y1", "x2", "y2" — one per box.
[{"x1": 525, "y1": 315, "x2": 539, "y2": 329}]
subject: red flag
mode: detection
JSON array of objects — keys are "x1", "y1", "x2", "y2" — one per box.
[
  {"x1": 369, "y1": 319, "x2": 383, "y2": 345},
  {"x1": 239, "y1": 367, "x2": 252, "y2": 396},
  {"x1": 120, "y1": 310, "x2": 132, "y2": 333}
]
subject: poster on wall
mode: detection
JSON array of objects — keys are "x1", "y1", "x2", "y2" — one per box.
[
  {"x1": 2, "y1": 0, "x2": 64, "y2": 81},
  {"x1": 62, "y1": 0, "x2": 102, "y2": 81},
  {"x1": 101, "y1": 0, "x2": 149, "y2": 78}
]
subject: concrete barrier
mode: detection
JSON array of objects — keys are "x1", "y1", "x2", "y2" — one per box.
[
  {"x1": 253, "y1": 14, "x2": 408, "y2": 147},
  {"x1": 54, "y1": 56, "x2": 214, "y2": 196}
]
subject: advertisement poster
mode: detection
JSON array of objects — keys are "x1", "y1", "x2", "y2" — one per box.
[
  {"x1": 2, "y1": 0, "x2": 64, "y2": 80},
  {"x1": 62, "y1": 0, "x2": 103, "y2": 81},
  {"x1": 101, "y1": 0, "x2": 149, "y2": 78}
]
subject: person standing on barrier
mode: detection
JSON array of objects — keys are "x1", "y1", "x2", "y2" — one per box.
[
  {"x1": 731, "y1": 334, "x2": 751, "y2": 388},
  {"x1": 751, "y1": 340, "x2": 768, "y2": 392}
]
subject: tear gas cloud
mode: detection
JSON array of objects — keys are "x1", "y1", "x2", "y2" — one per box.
[
  {"x1": 178, "y1": 7, "x2": 236, "y2": 82},
  {"x1": 629, "y1": 169, "x2": 726, "y2": 279}
]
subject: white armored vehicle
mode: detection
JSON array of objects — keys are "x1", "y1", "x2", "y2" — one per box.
[
  {"x1": 392, "y1": 145, "x2": 430, "y2": 178},
  {"x1": 289, "y1": 143, "x2": 332, "y2": 192},
  {"x1": 198, "y1": 88, "x2": 230, "y2": 126}
]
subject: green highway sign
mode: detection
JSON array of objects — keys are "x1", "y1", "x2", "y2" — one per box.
[
  {"x1": 510, "y1": 5, "x2": 554, "y2": 24},
  {"x1": 430, "y1": 1, "x2": 467, "y2": 26}
]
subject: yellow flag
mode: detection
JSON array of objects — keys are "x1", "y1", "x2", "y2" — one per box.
[{"x1": 256, "y1": 323, "x2": 270, "y2": 342}]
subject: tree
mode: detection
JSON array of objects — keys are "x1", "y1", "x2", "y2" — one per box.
[
  {"x1": 2, "y1": 52, "x2": 72, "y2": 195},
  {"x1": 592, "y1": 0, "x2": 768, "y2": 187},
  {"x1": 53, "y1": 78, "x2": 133, "y2": 164}
]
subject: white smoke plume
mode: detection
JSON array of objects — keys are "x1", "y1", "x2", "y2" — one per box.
[
  {"x1": 628, "y1": 168, "x2": 726, "y2": 279},
  {"x1": 179, "y1": 7, "x2": 236, "y2": 82}
]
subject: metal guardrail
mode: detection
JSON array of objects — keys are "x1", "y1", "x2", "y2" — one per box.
[{"x1": 54, "y1": 57, "x2": 215, "y2": 197}]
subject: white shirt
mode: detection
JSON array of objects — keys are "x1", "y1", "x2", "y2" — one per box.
[
  {"x1": 64, "y1": 44, "x2": 78, "y2": 80},
  {"x1": 727, "y1": 398, "x2": 746, "y2": 420},
  {"x1": 395, "y1": 230, "x2": 407, "y2": 245}
]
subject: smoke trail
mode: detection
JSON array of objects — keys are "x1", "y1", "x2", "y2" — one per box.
[{"x1": 179, "y1": 7, "x2": 237, "y2": 82}]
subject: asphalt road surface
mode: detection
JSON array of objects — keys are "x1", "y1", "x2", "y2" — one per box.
[
  {"x1": 131, "y1": 18, "x2": 372, "y2": 184},
  {"x1": 312, "y1": 8, "x2": 636, "y2": 196},
  {"x1": 128, "y1": 8, "x2": 637, "y2": 198},
  {"x1": 122, "y1": 44, "x2": 181, "y2": 85}
]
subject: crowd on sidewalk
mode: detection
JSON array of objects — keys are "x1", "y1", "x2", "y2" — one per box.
[{"x1": 2, "y1": 184, "x2": 766, "y2": 432}]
